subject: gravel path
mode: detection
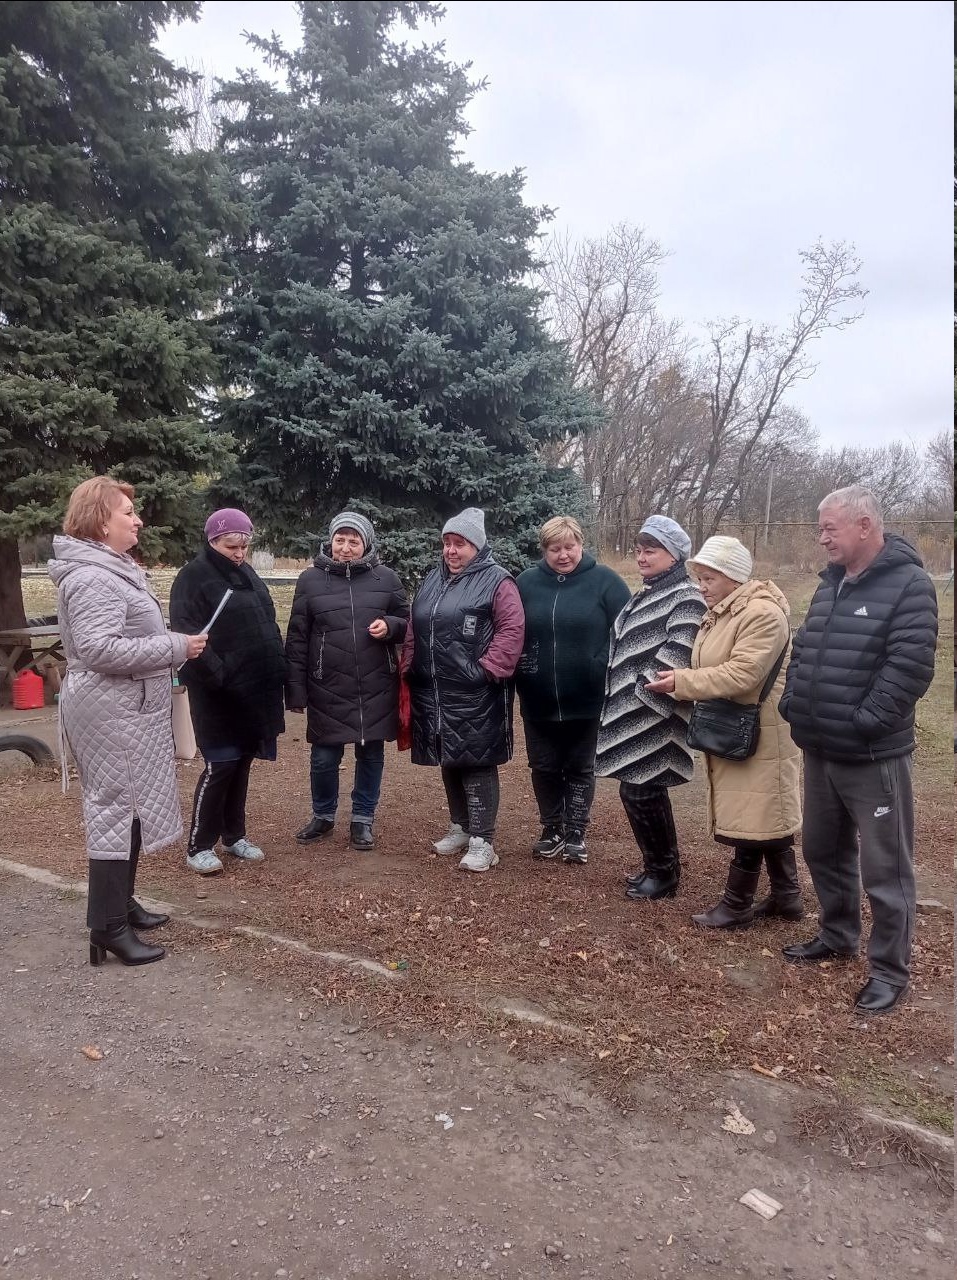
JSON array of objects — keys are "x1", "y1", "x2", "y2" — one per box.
[{"x1": 0, "y1": 874, "x2": 951, "y2": 1280}]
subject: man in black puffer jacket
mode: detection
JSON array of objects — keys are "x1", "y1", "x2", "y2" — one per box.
[{"x1": 779, "y1": 486, "x2": 938, "y2": 1014}]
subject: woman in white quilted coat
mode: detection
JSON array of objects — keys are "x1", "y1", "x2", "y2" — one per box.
[{"x1": 49, "y1": 477, "x2": 207, "y2": 968}]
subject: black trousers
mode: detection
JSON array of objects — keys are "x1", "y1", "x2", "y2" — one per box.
[
  {"x1": 523, "y1": 717, "x2": 599, "y2": 834},
  {"x1": 441, "y1": 765, "x2": 500, "y2": 840},
  {"x1": 87, "y1": 819, "x2": 141, "y2": 929},
  {"x1": 718, "y1": 835, "x2": 794, "y2": 873},
  {"x1": 187, "y1": 755, "x2": 254, "y2": 854}
]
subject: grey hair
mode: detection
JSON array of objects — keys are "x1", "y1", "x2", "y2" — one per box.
[{"x1": 818, "y1": 485, "x2": 884, "y2": 530}]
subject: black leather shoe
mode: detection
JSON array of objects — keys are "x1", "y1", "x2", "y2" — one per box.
[
  {"x1": 854, "y1": 978, "x2": 908, "y2": 1015},
  {"x1": 349, "y1": 821, "x2": 374, "y2": 852},
  {"x1": 127, "y1": 899, "x2": 169, "y2": 930},
  {"x1": 782, "y1": 937, "x2": 854, "y2": 964},
  {"x1": 296, "y1": 817, "x2": 335, "y2": 844}
]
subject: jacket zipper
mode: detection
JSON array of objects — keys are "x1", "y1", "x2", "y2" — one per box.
[
  {"x1": 346, "y1": 565, "x2": 366, "y2": 746},
  {"x1": 552, "y1": 577, "x2": 564, "y2": 721},
  {"x1": 429, "y1": 577, "x2": 454, "y2": 738}
]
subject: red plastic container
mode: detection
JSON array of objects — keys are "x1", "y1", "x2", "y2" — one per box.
[{"x1": 12, "y1": 669, "x2": 45, "y2": 710}]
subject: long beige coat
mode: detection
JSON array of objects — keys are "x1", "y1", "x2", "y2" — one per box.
[{"x1": 671, "y1": 579, "x2": 801, "y2": 842}]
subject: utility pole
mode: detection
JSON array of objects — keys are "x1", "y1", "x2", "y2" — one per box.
[{"x1": 762, "y1": 466, "x2": 774, "y2": 549}]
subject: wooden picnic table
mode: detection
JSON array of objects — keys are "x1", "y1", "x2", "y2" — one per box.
[{"x1": 0, "y1": 625, "x2": 65, "y2": 689}]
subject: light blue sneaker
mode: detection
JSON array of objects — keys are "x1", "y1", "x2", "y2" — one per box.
[
  {"x1": 186, "y1": 848, "x2": 223, "y2": 875},
  {"x1": 224, "y1": 837, "x2": 265, "y2": 862}
]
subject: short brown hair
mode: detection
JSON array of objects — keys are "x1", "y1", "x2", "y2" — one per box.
[
  {"x1": 63, "y1": 476, "x2": 135, "y2": 541},
  {"x1": 539, "y1": 516, "x2": 584, "y2": 549},
  {"x1": 635, "y1": 533, "x2": 665, "y2": 551}
]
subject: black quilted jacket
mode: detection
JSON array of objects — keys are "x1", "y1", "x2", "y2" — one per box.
[
  {"x1": 779, "y1": 536, "x2": 938, "y2": 761},
  {"x1": 284, "y1": 547, "x2": 409, "y2": 746}
]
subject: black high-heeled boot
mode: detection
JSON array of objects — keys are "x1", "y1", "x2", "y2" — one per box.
[
  {"x1": 88, "y1": 858, "x2": 164, "y2": 967},
  {"x1": 126, "y1": 823, "x2": 169, "y2": 930}
]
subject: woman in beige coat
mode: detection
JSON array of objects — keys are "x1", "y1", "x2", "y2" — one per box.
[{"x1": 646, "y1": 537, "x2": 802, "y2": 928}]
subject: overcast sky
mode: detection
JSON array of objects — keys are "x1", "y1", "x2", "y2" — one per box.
[{"x1": 158, "y1": 0, "x2": 952, "y2": 451}]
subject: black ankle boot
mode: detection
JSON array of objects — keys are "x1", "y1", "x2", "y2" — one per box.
[
  {"x1": 127, "y1": 901, "x2": 170, "y2": 930},
  {"x1": 753, "y1": 846, "x2": 803, "y2": 921},
  {"x1": 349, "y1": 821, "x2": 374, "y2": 851},
  {"x1": 89, "y1": 922, "x2": 165, "y2": 967},
  {"x1": 692, "y1": 862, "x2": 761, "y2": 929},
  {"x1": 626, "y1": 867, "x2": 680, "y2": 900}
]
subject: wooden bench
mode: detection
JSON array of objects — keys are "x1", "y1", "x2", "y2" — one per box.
[{"x1": 0, "y1": 625, "x2": 66, "y2": 693}]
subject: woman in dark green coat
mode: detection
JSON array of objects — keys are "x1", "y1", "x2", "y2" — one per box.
[{"x1": 515, "y1": 517, "x2": 631, "y2": 865}]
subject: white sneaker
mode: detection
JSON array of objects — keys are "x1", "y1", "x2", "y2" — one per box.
[
  {"x1": 186, "y1": 848, "x2": 224, "y2": 875},
  {"x1": 432, "y1": 823, "x2": 469, "y2": 856},
  {"x1": 458, "y1": 837, "x2": 499, "y2": 873},
  {"x1": 223, "y1": 837, "x2": 265, "y2": 862}
]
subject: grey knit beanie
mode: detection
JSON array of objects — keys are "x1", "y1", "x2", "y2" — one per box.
[
  {"x1": 638, "y1": 514, "x2": 692, "y2": 562},
  {"x1": 442, "y1": 507, "x2": 487, "y2": 550},
  {"x1": 329, "y1": 511, "x2": 375, "y2": 551}
]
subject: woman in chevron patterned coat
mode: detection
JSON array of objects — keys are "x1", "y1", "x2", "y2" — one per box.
[{"x1": 596, "y1": 515, "x2": 705, "y2": 901}]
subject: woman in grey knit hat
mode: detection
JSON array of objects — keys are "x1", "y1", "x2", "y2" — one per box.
[
  {"x1": 401, "y1": 508, "x2": 525, "y2": 873},
  {"x1": 596, "y1": 515, "x2": 706, "y2": 900},
  {"x1": 286, "y1": 512, "x2": 409, "y2": 851}
]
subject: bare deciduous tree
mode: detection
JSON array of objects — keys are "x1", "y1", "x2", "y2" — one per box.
[
  {"x1": 689, "y1": 240, "x2": 866, "y2": 544},
  {"x1": 172, "y1": 63, "x2": 245, "y2": 152}
]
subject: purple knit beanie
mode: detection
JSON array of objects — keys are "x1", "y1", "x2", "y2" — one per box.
[{"x1": 204, "y1": 508, "x2": 253, "y2": 542}]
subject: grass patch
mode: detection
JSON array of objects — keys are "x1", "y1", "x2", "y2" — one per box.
[{"x1": 841, "y1": 1064, "x2": 954, "y2": 1135}]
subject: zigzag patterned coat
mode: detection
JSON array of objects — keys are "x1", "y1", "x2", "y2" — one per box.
[{"x1": 595, "y1": 560, "x2": 706, "y2": 788}]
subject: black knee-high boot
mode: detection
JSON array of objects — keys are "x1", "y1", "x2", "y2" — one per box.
[
  {"x1": 752, "y1": 845, "x2": 803, "y2": 921},
  {"x1": 126, "y1": 820, "x2": 169, "y2": 930},
  {"x1": 88, "y1": 855, "x2": 165, "y2": 968},
  {"x1": 620, "y1": 783, "x2": 681, "y2": 900},
  {"x1": 692, "y1": 848, "x2": 762, "y2": 929}
]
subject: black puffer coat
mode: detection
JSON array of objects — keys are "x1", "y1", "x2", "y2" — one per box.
[
  {"x1": 285, "y1": 546, "x2": 409, "y2": 746},
  {"x1": 169, "y1": 547, "x2": 286, "y2": 752},
  {"x1": 407, "y1": 546, "x2": 516, "y2": 768},
  {"x1": 779, "y1": 535, "x2": 938, "y2": 762}
]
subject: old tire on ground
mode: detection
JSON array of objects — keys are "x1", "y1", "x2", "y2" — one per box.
[{"x1": 0, "y1": 734, "x2": 55, "y2": 766}]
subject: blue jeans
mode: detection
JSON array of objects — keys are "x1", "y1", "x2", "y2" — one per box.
[{"x1": 310, "y1": 741, "x2": 385, "y2": 823}]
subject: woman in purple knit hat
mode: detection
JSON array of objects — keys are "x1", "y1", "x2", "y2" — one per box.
[{"x1": 169, "y1": 508, "x2": 287, "y2": 875}]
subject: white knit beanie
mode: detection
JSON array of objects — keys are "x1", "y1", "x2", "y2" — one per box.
[
  {"x1": 442, "y1": 507, "x2": 487, "y2": 550},
  {"x1": 688, "y1": 536, "x2": 753, "y2": 584}
]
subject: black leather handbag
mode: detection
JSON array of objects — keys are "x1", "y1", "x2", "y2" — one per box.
[{"x1": 685, "y1": 643, "x2": 790, "y2": 762}]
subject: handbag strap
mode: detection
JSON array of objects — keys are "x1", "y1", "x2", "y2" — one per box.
[{"x1": 756, "y1": 639, "x2": 790, "y2": 705}]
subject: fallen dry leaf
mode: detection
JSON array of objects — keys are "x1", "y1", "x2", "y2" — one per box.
[
  {"x1": 597, "y1": 1048, "x2": 613, "y2": 1060},
  {"x1": 574, "y1": 950, "x2": 588, "y2": 961},
  {"x1": 722, "y1": 1105, "x2": 756, "y2": 1136},
  {"x1": 751, "y1": 1062, "x2": 784, "y2": 1080}
]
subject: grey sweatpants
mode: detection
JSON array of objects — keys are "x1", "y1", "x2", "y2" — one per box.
[{"x1": 801, "y1": 752, "x2": 915, "y2": 986}]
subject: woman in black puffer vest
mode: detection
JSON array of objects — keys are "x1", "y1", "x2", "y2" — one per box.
[
  {"x1": 170, "y1": 508, "x2": 287, "y2": 877},
  {"x1": 400, "y1": 508, "x2": 525, "y2": 874},
  {"x1": 285, "y1": 512, "x2": 409, "y2": 851}
]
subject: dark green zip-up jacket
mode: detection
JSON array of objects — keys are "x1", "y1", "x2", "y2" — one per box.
[{"x1": 515, "y1": 554, "x2": 631, "y2": 722}]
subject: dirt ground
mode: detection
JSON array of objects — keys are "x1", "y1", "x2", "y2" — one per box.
[
  {"x1": 1, "y1": 874, "x2": 953, "y2": 1280},
  {"x1": 2, "y1": 567, "x2": 952, "y2": 1275},
  {"x1": 3, "y1": 709, "x2": 953, "y2": 1130}
]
